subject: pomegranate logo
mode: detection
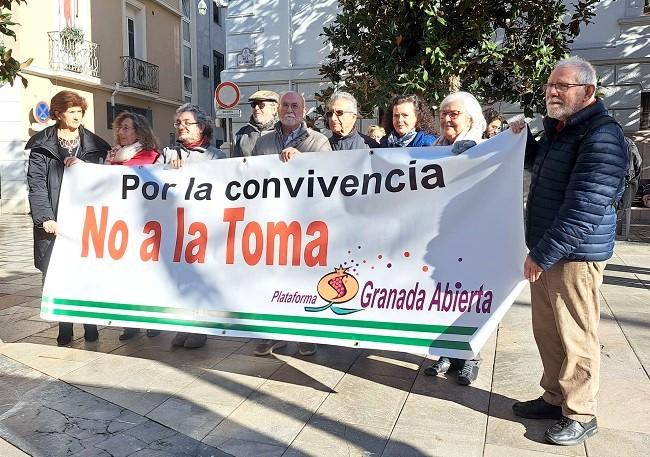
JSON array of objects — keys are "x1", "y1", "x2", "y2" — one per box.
[{"x1": 305, "y1": 266, "x2": 362, "y2": 315}]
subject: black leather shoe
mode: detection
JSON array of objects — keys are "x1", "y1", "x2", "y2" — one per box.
[
  {"x1": 424, "y1": 357, "x2": 451, "y2": 376},
  {"x1": 57, "y1": 322, "x2": 73, "y2": 346},
  {"x1": 545, "y1": 417, "x2": 598, "y2": 446},
  {"x1": 57, "y1": 333, "x2": 72, "y2": 346},
  {"x1": 119, "y1": 328, "x2": 139, "y2": 341},
  {"x1": 513, "y1": 396, "x2": 563, "y2": 419},
  {"x1": 457, "y1": 359, "x2": 480, "y2": 385}
]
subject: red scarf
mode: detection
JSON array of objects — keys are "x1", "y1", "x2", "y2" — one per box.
[{"x1": 182, "y1": 138, "x2": 208, "y2": 149}]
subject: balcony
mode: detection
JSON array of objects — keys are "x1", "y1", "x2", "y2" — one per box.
[
  {"x1": 48, "y1": 31, "x2": 100, "y2": 78},
  {"x1": 121, "y1": 56, "x2": 159, "y2": 94}
]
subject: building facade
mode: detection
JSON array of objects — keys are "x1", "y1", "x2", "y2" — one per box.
[
  {"x1": 2, "y1": 1, "x2": 649, "y2": 214},
  {"x1": 220, "y1": 0, "x2": 339, "y2": 152},
  {"x1": 193, "y1": 0, "x2": 227, "y2": 144},
  {"x1": 572, "y1": 0, "x2": 650, "y2": 182},
  {"x1": 0, "y1": 0, "x2": 186, "y2": 214},
  {"x1": 220, "y1": 1, "x2": 650, "y2": 170}
]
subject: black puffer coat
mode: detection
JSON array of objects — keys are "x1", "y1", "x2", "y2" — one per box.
[
  {"x1": 525, "y1": 99, "x2": 628, "y2": 270},
  {"x1": 26, "y1": 125, "x2": 110, "y2": 272}
]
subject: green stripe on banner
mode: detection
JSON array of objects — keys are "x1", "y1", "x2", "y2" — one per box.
[
  {"x1": 42, "y1": 296, "x2": 477, "y2": 336},
  {"x1": 49, "y1": 308, "x2": 472, "y2": 351}
]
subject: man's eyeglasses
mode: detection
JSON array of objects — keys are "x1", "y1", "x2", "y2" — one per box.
[
  {"x1": 250, "y1": 101, "x2": 273, "y2": 109},
  {"x1": 543, "y1": 83, "x2": 590, "y2": 93},
  {"x1": 173, "y1": 120, "x2": 200, "y2": 128},
  {"x1": 325, "y1": 110, "x2": 356, "y2": 118},
  {"x1": 439, "y1": 110, "x2": 464, "y2": 120}
]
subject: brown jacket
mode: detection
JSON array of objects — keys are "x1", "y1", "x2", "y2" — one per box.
[{"x1": 251, "y1": 122, "x2": 331, "y2": 156}]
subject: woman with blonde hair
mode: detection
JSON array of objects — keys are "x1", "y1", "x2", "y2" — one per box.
[{"x1": 365, "y1": 125, "x2": 386, "y2": 144}]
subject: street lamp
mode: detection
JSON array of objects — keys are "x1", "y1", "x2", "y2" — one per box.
[{"x1": 197, "y1": 0, "x2": 207, "y2": 15}]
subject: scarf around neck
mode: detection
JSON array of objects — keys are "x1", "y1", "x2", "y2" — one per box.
[
  {"x1": 387, "y1": 130, "x2": 417, "y2": 147},
  {"x1": 107, "y1": 142, "x2": 143, "y2": 164},
  {"x1": 249, "y1": 116, "x2": 277, "y2": 132},
  {"x1": 181, "y1": 137, "x2": 209, "y2": 150}
]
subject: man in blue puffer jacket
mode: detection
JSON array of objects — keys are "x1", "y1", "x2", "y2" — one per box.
[{"x1": 510, "y1": 56, "x2": 628, "y2": 447}]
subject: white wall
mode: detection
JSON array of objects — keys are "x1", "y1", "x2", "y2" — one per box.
[
  {"x1": 0, "y1": 83, "x2": 28, "y2": 214},
  {"x1": 221, "y1": 0, "x2": 338, "y2": 143}
]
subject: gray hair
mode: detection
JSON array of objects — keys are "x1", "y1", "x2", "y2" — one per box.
[
  {"x1": 327, "y1": 91, "x2": 358, "y2": 114},
  {"x1": 439, "y1": 91, "x2": 487, "y2": 135},
  {"x1": 175, "y1": 103, "x2": 213, "y2": 141},
  {"x1": 279, "y1": 91, "x2": 306, "y2": 106},
  {"x1": 553, "y1": 56, "x2": 597, "y2": 85}
]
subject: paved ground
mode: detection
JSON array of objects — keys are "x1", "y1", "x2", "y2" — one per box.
[{"x1": 0, "y1": 214, "x2": 649, "y2": 457}]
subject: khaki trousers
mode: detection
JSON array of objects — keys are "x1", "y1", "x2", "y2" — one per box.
[{"x1": 530, "y1": 260, "x2": 606, "y2": 422}]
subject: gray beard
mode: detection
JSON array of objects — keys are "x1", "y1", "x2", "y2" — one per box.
[{"x1": 546, "y1": 99, "x2": 583, "y2": 120}]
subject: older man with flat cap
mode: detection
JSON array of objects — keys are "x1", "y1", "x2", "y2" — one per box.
[{"x1": 232, "y1": 90, "x2": 279, "y2": 157}]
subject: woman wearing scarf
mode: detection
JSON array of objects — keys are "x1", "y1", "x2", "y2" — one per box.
[
  {"x1": 157, "y1": 104, "x2": 225, "y2": 349},
  {"x1": 106, "y1": 112, "x2": 160, "y2": 166},
  {"x1": 108, "y1": 112, "x2": 161, "y2": 340},
  {"x1": 425, "y1": 91, "x2": 487, "y2": 386},
  {"x1": 379, "y1": 94, "x2": 437, "y2": 148}
]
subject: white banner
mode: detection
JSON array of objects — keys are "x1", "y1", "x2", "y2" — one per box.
[{"x1": 42, "y1": 131, "x2": 528, "y2": 359}]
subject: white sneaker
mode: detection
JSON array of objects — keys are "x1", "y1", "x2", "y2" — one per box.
[{"x1": 254, "y1": 340, "x2": 287, "y2": 356}]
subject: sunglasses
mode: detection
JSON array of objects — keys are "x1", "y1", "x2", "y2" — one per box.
[
  {"x1": 250, "y1": 101, "x2": 274, "y2": 109},
  {"x1": 325, "y1": 110, "x2": 356, "y2": 118}
]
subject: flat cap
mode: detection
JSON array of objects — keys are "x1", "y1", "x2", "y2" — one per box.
[{"x1": 248, "y1": 90, "x2": 280, "y2": 103}]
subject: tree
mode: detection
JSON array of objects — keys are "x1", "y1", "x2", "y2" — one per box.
[
  {"x1": 1, "y1": 0, "x2": 31, "y2": 87},
  {"x1": 319, "y1": 0, "x2": 599, "y2": 117}
]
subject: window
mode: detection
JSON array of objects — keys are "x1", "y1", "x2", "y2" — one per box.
[
  {"x1": 124, "y1": 2, "x2": 145, "y2": 59},
  {"x1": 641, "y1": 92, "x2": 650, "y2": 130},
  {"x1": 106, "y1": 102, "x2": 152, "y2": 129},
  {"x1": 213, "y1": 51, "x2": 224, "y2": 91},
  {"x1": 181, "y1": 0, "x2": 193, "y2": 102},
  {"x1": 127, "y1": 18, "x2": 135, "y2": 57}
]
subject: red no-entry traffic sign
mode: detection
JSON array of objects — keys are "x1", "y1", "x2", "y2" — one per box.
[{"x1": 214, "y1": 81, "x2": 241, "y2": 109}]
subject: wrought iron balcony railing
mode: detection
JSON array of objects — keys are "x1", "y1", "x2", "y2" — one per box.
[
  {"x1": 121, "y1": 56, "x2": 159, "y2": 94},
  {"x1": 48, "y1": 31, "x2": 100, "y2": 77}
]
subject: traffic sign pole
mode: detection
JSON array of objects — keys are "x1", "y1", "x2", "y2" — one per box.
[{"x1": 214, "y1": 82, "x2": 242, "y2": 156}]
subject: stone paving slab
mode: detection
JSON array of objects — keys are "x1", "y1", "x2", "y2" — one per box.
[
  {"x1": 0, "y1": 214, "x2": 648, "y2": 456},
  {"x1": 0, "y1": 355, "x2": 229, "y2": 457}
]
